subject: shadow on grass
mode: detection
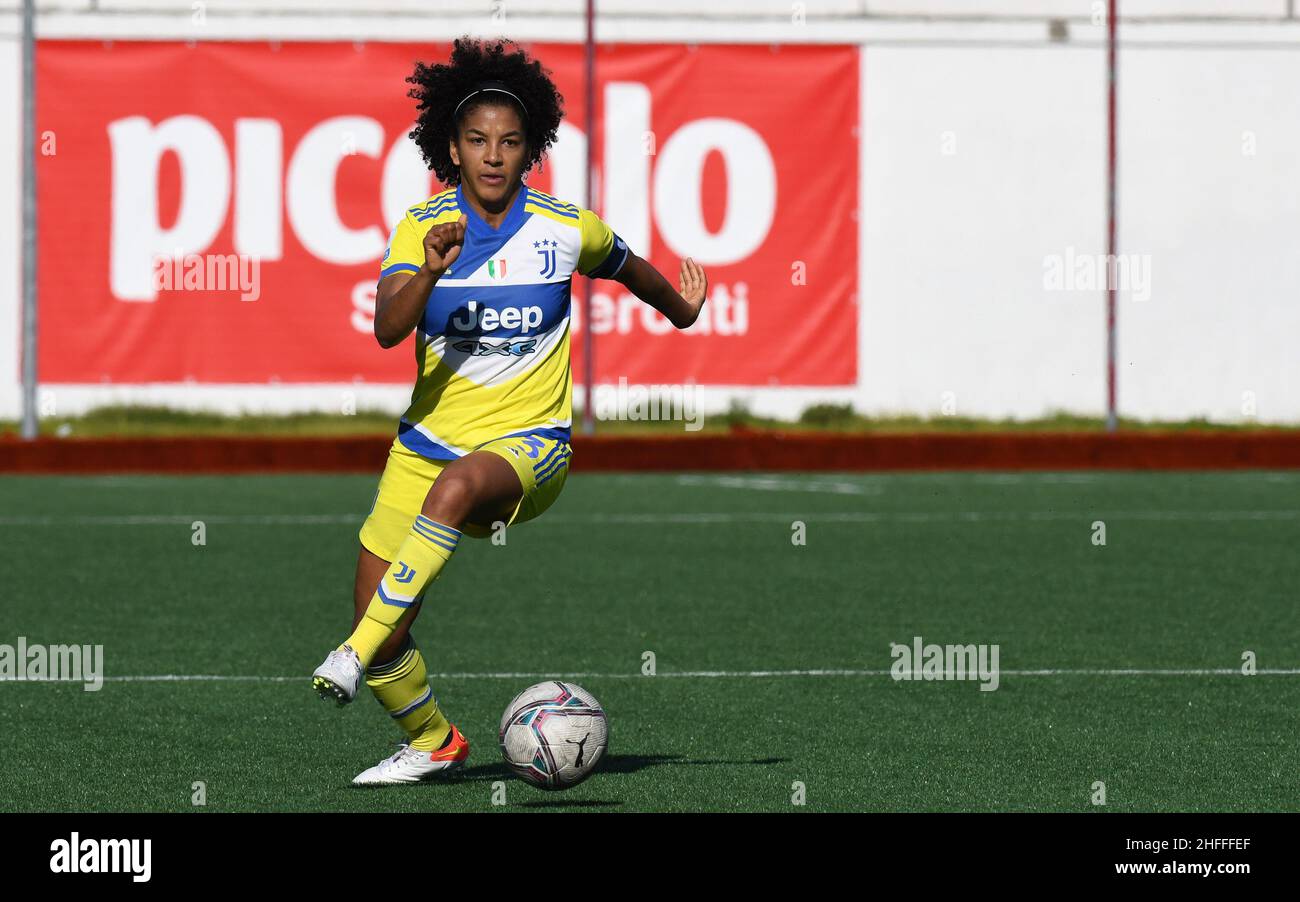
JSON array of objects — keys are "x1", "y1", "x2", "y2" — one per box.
[
  {"x1": 456, "y1": 753, "x2": 789, "y2": 782},
  {"x1": 515, "y1": 799, "x2": 624, "y2": 809}
]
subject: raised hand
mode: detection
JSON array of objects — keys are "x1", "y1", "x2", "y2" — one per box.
[
  {"x1": 678, "y1": 257, "x2": 708, "y2": 320},
  {"x1": 424, "y1": 213, "x2": 468, "y2": 276}
]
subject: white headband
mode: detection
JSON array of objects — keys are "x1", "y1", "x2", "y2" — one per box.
[{"x1": 453, "y1": 83, "x2": 529, "y2": 121}]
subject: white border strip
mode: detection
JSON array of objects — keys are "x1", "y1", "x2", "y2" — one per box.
[{"x1": 3, "y1": 15, "x2": 1300, "y2": 47}]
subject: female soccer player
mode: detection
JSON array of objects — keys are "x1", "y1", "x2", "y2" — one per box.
[{"x1": 311, "y1": 37, "x2": 707, "y2": 785}]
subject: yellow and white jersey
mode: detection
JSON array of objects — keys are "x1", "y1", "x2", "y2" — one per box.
[{"x1": 379, "y1": 183, "x2": 629, "y2": 460}]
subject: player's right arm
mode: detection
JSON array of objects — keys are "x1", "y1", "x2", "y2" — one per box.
[{"x1": 373, "y1": 213, "x2": 467, "y2": 349}]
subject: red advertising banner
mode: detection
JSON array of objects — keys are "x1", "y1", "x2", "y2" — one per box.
[{"x1": 36, "y1": 41, "x2": 857, "y2": 386}]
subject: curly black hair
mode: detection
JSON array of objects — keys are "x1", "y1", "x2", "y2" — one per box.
[{"x1": 407, "y1": 37, "x2": 564, "y2": 187}]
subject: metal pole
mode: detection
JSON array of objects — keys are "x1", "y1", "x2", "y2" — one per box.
[
  {"x1": 1105, "y1": 0, "x2": 1118, "y2": 433},
  {"x1": 20, "y1": 0, "x2": 38, "y2": 439},
  {"x1": 581, "y1": 0, "x2": 596, "y2": 435}
]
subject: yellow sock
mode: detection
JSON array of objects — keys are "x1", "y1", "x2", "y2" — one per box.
[
  {"x1": 344, "y1": 516, "x2": 461, "y2": 667},
  {"x1": 365, "y1": 635, "x2": 451, "y2": 752}
]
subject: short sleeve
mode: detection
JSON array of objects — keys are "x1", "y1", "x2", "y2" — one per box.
[
  {"x1": 379, "y1": 213, "x2": 424, "y2": 280},
  {"x1": 577, "y1": 208, "x2": 631, "y2": 279}
]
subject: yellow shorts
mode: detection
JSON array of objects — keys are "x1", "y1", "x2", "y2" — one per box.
[{"x1": 358, "y1": 432, "x2": 572, "y2": 562}]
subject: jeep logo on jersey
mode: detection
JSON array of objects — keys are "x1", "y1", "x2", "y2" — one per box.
[{"x1": 449, "y1": 300, "x2": 543, "y2": 334}]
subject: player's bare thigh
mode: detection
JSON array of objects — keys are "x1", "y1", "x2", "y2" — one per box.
[{"x1": 419, "y1": 449, "x2": 524, "y2": 529}]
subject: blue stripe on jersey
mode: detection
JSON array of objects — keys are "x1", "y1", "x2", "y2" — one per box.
[
  {"x1": 397, "y1": 421, "x2": 461, "y2": 460},
  {"x1": 586, "y1": 233, "x2": 630, "y2": 280},
  {"x1": 380, "y1": 262, "x2": 421, "y2": 279},
  {"x1": 412, "y1": 195, "x2": 459, "y2": 221},
  {"x1": 443, "y1": 183, "x2": 531, "y2": 282},
  {"x1": 413, "y1": 205, "x2": 457, "y2": 223},
  {"x1": 525, "y1": 189, "x2": 579, "y2": 219},
  {"x1": 410, "y1": 194, "x2": 455, "y2": 216},
  {"x1": 425, "y1": 280, "x2": 571, "y2": 339},
  {"x1": 526, "y1": 187, "x2": 576, "y2": 207},
  {"x1": 526, "y1": 187, "x2": 577, "y2": 209}
]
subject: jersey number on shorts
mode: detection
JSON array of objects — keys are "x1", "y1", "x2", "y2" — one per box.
[{"x1": 518, "y1": 436, "x2": 547, "y2": 459}]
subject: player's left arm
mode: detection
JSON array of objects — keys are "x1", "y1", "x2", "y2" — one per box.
[
  {"x1": 613, "y1": 252, "x2": 707, "y2": 331},
  {"x1": 578, "y1": 207, "x2": 706, "y2": 330}
]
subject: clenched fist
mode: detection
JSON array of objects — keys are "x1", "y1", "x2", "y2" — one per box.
[{"x1": 424, "y1": 213, "x2": 467, "y2": 277}]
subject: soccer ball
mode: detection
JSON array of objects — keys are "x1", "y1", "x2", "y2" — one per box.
[{"x1": 498, "y1": 681, "x2": 608, "y2": 790}]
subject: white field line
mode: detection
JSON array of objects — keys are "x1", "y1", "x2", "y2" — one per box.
[
  {"x1": 0, "y1": 510, "x2": 1297, "y2": 527},
  {"x1": 554, "y1": 511, "x2": 1300, "y2": 523},
  {"x1": 20, "y1": 667, "x2": 1293, "y2": 685},
  {"x1": 0, "y1": 514, "x2": 361, "y2": 526},
  {"x1": 677, "y1": 473, "x2": 1300, "y2": 487}
]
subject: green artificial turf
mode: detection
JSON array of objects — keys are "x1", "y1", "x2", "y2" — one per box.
[{"x1": 0, "y1": 471, "x2": 1297, "y2": 812}]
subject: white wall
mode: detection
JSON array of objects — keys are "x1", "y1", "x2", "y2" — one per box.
[
  {"x1": 857, "y1": 41, "x2": 1300, "y2": 423},
  {"x1": 1120, "y1": 48, "x2": 1300, "y2": 424},
  {"x1": 1, "y1": 3, "x2": 1298, "y2": 423},
  {"x1": 860, "y1": 44, "x2": 1107, "y2": 420}
]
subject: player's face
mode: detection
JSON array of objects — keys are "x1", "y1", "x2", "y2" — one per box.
[{"x1": 450, "y1": 104, "x2": 527, "y2": 208}]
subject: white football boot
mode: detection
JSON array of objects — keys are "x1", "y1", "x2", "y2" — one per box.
[
  {"x1": 311, "y1": 645, "x2": 364, "y2": 706},
  {"x1": 352, "y1": 726, "x2": 471, "y2": 785}
]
